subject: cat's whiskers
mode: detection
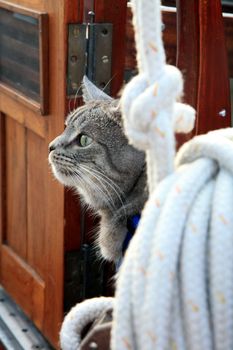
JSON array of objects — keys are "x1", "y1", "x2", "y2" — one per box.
[
  {"x1": 74, "y1": 169, "x2": 116, "y2": 214},
  {"x1": 65, "y1": 166, "x2": 87, "y2": 192},
  {"x1": 81, "y1": 164, "x2": 126, "y2": 216},
  {"x1": 80, "y1": 164, "x2": 124, "y2": 215},
  {"x1": 69, "y1": 169, "x2": 99, "y2": 209},
  {"x1": 78, "y1": 168, "x2": 116, "y2": 213},
  {"x1": 83, "y1": 164, "x2": 125, "y2": 198}
]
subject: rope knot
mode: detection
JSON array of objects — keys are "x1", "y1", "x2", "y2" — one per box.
[{"x1": 121, "y1": 65, "x2": 195, "y2": 151}]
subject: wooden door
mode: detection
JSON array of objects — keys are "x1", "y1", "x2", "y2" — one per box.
[
  {"x1": 0, "y1": 0, "x2": 127, "y2": 347},
  {"x1": 0, "y1": 0, "x2": 71, "y2": 347}
]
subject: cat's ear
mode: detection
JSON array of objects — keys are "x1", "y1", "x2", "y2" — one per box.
[
  {"x1": 82, "y1": 76, "x2": 112, "y2": 102},
  {"x1": 109, "y1": 99, "x2": 123, "y2": 127}
]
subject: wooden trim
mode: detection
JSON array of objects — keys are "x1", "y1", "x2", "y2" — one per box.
[
  {"x1": 39, "y1": 13, "x2": 49, "y2": 115},
  {"x1": 0, "y1": 91, "x2": 47, "y2": 138},
  {"x1": 1, "y1": 245, "x2": 45, "y2": 330},
  {"x1": 0, "y1": 2, "x2": 49, "y2": 115},
  {"x1": 0, "y1": 114, "x2": 6, "y2": 250},
  {"x1": 0, "y1": 0, "x2": 45, "y2": 18},
  {"x1": 0, "y1": 84, "x2": 41, "y2": 114},
  {"x1": 176, "y1": 0, "x2": 199, "y2": 109},
  {"x1": 197, "y1": 0, "x2": 231, "y2": 133}
]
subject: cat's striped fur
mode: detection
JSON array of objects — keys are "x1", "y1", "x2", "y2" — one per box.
[{"x1": 49, "y1": 77, "x2": 147, "y2": 262}]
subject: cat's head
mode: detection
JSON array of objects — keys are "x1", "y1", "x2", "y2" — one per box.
[{"x1": 48, "y1": 77, "x2": 145, "y2": 212}]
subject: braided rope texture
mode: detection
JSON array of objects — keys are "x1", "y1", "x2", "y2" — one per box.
[
  {"x1": 112, "y1": 129, "x2": 233, "y2": 350},
  {"x1": 60, "y1": 297, "x2": 114, "y2": 350}
]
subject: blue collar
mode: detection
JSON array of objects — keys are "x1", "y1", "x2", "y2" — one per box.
[{"x1": 122, "y1": 214, "x2": 141, "y2": 253}]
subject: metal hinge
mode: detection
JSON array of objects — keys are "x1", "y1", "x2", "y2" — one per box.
[{"x1": 67, "y1": 21, "x2": 112, "y2": 96}]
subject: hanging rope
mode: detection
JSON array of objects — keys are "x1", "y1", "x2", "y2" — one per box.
[
  {"x1": 121, "y1": 0, "x2": 195, "y2": 192},
  {"x1": 60, "y1": 0, "x2": 233, "y2": 349}
]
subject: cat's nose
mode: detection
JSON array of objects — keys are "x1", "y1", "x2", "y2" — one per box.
[{"x1": 49, "y1": 142, "x2": 56, "y2": 153}]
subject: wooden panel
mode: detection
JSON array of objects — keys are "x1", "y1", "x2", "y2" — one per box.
[
  {"x1": 2, "y1": 0, "x2": 46, "y2": 10},
  {"x1": 27, "y1": 130, "x2": 46, "y2": 278},
  {"x1": 1, "y1": 245, "x2": 45, "y2": 330},
  {"x1": 0, "y1": 91, "x2": 47, "y2": 138},
  {"x1": 197, "y1": 0, "x2": 231, "y2": 133},
  {"x1": 176, "y1": 0, "x2": 199, "y2": 109},
  {"x1": 0, "y1": 114, "x2": 6, "y2": 247},
  {"x1": 5, "y1": 116, "x2": 27, "y2": 259},
  {"x1": 42, "y1": 0, "x2": 69, "y2": 344},
  {"x1": 64, "y1": 0, "x2": 83, "y2": 23}
]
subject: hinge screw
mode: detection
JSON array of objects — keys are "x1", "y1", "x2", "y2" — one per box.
[
  {"x1": 88, "y1": 11, "x2": 95, "y2": 23},
  {"x1": 70, "y1": 55, "x2": 78, "y2": 63},
  {"x1": 102, "y1": 55, "x2": 109, "y2": 64},
  {"x1": 89, "y1": 342, "x2": 98, "y2": 349},
  {"x1": 219, "y1": 109, "x2": 227, "y2": 117}
]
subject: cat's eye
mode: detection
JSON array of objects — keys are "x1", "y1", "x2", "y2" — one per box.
[{"x1": 79, "y1": 134, "x2": 93, "y2": 147}]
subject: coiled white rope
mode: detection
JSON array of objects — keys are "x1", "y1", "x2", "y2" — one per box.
[
  {"x1": 112, "y1": 129, "x2": 233, "y2": 350},
  {"x1": 60, "y1": 297, "x2": 114, "y2": 350},
  {"x1": 60, "y1": 1, "x2": 233, "y2": 349}
]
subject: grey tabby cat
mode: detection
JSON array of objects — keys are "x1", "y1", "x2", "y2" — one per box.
[{"x1": 49, "y1": 77, "x2": 147, "y2": 263}]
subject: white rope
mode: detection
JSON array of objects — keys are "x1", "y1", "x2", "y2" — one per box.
[
  {"x1": 60, "y1": 297, "x2": 114, "y2": 350},
  {"x1": 112, "y1": 129, "x2": 233, "y2": 350},
  {"x1": 121, "y1": 0, "x2": 195, "y2": 192}
]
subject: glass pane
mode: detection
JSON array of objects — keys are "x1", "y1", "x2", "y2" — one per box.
[{"x1": 0, "y1": 8, "x2": 40, "y2": 102}]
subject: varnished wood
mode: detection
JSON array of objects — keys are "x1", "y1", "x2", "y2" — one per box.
[
  {"x1": 176, "y1": 0, "x2": 199, "y2": 109},
  {"x1": 27, "y1": 130, "x2": 46, "y2": 278},
  {"x1": 0, "y1": 91, "x2": 47, "y2": 138},
  {"x1": 197, "y1": 0, "x2": 231, "y2": 133},
  {"x1": 0, "y1": 84, "x2": 42, "y2": 116},
  {"x1": 64, "y1": 0, "x2": 83, "y2": 23},
  {"x1": 1, "y1": 245, "x2": 45, "y2": 330},
  {"x1": 39, "y1": 13, "x2": 49, "y2": 115},
  {"x1": 5, "y1": 117, "x2": 27, "y2": 259},
  {"x1": 0, "y1": 0, "x2": 46, "y2": 17},
  {"x1": 0, "y1": 0, "x2": 70, "y2": 346},
  {"x1": 0, "y1": 114, "x2": 6, "y2": 247},
  {"x1": 42, "y1": 0, "x2": 67, "y2": 345}
]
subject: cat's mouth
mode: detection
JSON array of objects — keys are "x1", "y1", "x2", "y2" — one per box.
[{"x1": 49, "y1": 151, "x2": 78, "y2": 185}]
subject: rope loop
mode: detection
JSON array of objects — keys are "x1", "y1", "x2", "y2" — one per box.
[
  {"x1": 60, "y1": 297, "x2": 114, "y2": 350},
  {"x1": 122, "y1": 65, "x2": 193, "y2": 151}
]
